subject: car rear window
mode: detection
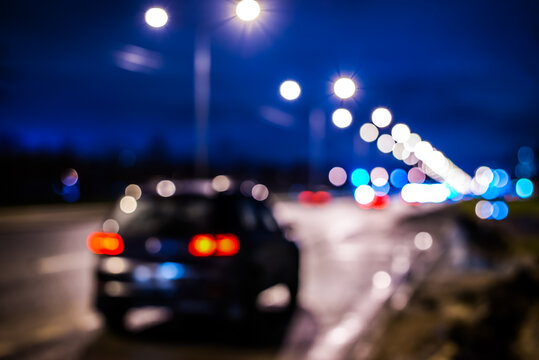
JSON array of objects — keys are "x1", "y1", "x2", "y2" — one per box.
[{"x1": 116, "y1": 195, "x2": 237, "y2": 236}]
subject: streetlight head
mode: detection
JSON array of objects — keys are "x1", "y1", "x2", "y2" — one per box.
[
  {"x1": 279, "y1": 80, "x2": 301, "y2": 101},
  {"x1": 145, "y1": 7, "x2": 168, "y2": 28},
  {"x1": 236, "y1": 0, "x2": 261, "y2": 22},
  {"x1": 333, "y1": 77, "x2": 356, "y2": 100},
  {"x1": 371, "y1": 107, "x2": 392, "y2": 128},
  {"x1": 332, "y1": 108, "x2": 353, "y2": 129}
]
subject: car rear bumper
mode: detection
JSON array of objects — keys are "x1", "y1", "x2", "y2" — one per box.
[{"x1": 95, "y1": 256, "x2": 249, "y2": 318}]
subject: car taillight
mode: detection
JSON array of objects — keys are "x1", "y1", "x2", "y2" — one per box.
[
  {"x1": 215, "y1": 234, "x2": 240, "y2": 256},
  {"x1": 188, "y1": 234, "x2": 217, "y2": 257},
  {"x1": 188, "y1": 234, "x2": 240, "y2": 257},
  {"x1": 87, "y1": 232, "x2": 124, "y2": 255}
]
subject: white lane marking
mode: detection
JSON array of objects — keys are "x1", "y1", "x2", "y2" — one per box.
[{"x1": 37, "y1": 251, "x2": 94, "y2": 275}]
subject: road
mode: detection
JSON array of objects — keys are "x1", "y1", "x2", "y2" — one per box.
[{"x1": 0, "y1": 197, "x2": 461, "y2": 360}]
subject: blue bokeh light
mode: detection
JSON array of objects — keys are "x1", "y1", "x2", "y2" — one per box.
[
  {"x1": 515, "y1": 178, "x2": 533, "y2": 199},
  {"x1": 373, "y1": 182, "x2": 390, "y2": 196},
  {"x1": 390, "y1": 168, "x2": 408, "y2": 188},
  {"x1": 158, "y1": 262, "x2": 185, "y2": 280},
  {"x1": 490, "y1": 201, "x2": 509, "y2": 220},
  {"x1": 493, "y1": 169, "x2": 509, "y2": 188},
  {"x1": 351, "y1": 168, "x2": 370, "y2": 187}
]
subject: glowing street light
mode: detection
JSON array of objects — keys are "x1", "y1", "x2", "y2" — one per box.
[
  {"x1": 332, "y1": 108, "x2": 353, "y2": 128},
  {"x1": 333, "y1": 77, "x2": 356, "y2": 99},
  {"x1": 235, "y1": 0, "x2": 261, "y2": 22},
  {"x1": 144, "y1": 7, "x2": 168, "y2": 28},
  {"x1": 371, "y1": 107, "x2": 392, "y2": 128},
  {"x1": 279, "y1": 80, "x2": 301, "y2": 101}
]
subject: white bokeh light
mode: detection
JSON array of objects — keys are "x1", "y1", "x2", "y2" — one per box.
[
  {"x1": 252, "y1": 184, "x2": 269, "y2": 201},
  {"x1": 212, "y1": 175, "x2": 231, "y2": 192},
  {"x1": 391, "y1": 123, "x2": 411, "y2": 143},
  {"x1": 332, "y1": 108, "x2": 353, "y2": 128},
  {"x1": 359, "y1": 123, "x2": 379, "y2": 143},
  {"x1": 103, "y1": 219, "x2": 120, "y2": 233},
  {"x1": 354, "y1": 185, "x2": 375, "y2": 205},
  {"x1": 279, "y1": 80, "x2": 301, "y2": 101},
  {"x1": 156, "y1": 180, "x2": 176, "y2": 197},
  {"x1": 145, "y1": 7, "x2": 168, "y2": 28},
  {"x1": 371, "y1": 107, "x2": 392, "y2": 128},
  {"x1": 120, "y1": 196, "x2": 137, "y2": 214},
  {"x1": 235, "y1": 0, "x2": 261, "y2": 22},
  {"x1": 372, "y1": 271, "x2": 392, "y2": 290},
  {"x1": 370, "y1": 167, "x2": 389, "y2": 187},
  {"x1": 414, "y1": 232, "x2": 433, "y2": 251},
  {"x1": 377, "y1": 134, "x2": 395, "y2": 153},
  {"x1": 333, "y1": 77, "x2": 356, "y2": 99},
  {"x1": 414, "y1": 141, "x2": 433, "y2": 161},
  {"x1": 328, "y1": 167, "x2": 347, "y2": 186},
  {"x1": 125, "y1": 184, "x2": 142, "y2": 200}
]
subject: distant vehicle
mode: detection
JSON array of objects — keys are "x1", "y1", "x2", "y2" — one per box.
[{"x1": 88, "y1": 179, "x2": 299, "y2": 331}]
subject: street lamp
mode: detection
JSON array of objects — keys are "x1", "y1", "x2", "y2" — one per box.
[
  {"x1": 144, "y1": 2, "x2": 262, "y2": 176},
  {"x1": 278, "y1": 77, "x2": 358, "y2": 185},
  {"x1": 235, "y1": 0, "x2": 261, "y2": 22},
  {"x1": 279, "y1": 80, "x2": 301, "y2": 101},
  {"x1": 333, "y1": 77, "x2": 357, "y2": 99},
  {"x1": 144, "y1": 7, "x2": 168, "y2": 28}
]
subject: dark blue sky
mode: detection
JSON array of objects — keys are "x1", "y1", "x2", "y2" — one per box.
[{"x1": 1, "y1": 0, "x2": 537, "y2": 174}]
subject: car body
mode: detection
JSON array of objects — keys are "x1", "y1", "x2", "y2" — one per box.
[{"x1": 89, "y1": 179, "x2": 299, "y2": 330}]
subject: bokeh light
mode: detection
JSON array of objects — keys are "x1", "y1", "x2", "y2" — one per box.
[
  {"x1": 252, "y1": 184, "x2": 269, "y2": 201},
  {"x1": 120, "y1": 196, "x2": 137, "y2": 214},
  {"x1": 401, "y1": 183, "x2": 450, "y2": 203},
  {"x1": 332, "y1": 108, "x2": 353, "y2": 128},
  {"x1": 475, "y1": 166, "x2": 494, "y2": 186},
  {"x1": 515, "y1": 178, "x2": 533, "y2": 198},
  {"x1": 414, "y1": 232, "x2": 433, "y2": 251},
  {"x1": 354, "y1": 185, "x2": 375, "y2": 205},
  {"x1": 145, "y1": 7, "x2": 168, "y2": 28},
  {"x1": 391, "y1": 123, "x2": 411, "y2": 143},
  {"x1": 404, "y1": 133, "x2": 421, "y2": 152},
  {"x1": 371, "y1": 107, "x2": 392, "y2": 128},
  {"x1": 390, "y1": 169, "x2": 408, "y2": 188},
  {"x1": 491, "y1": 201, "x2": 509, "y2": 220},
  {"x1": 212, "y1": 175, "x2": 231, "y2": 192},
  {"x1": 377, "y1": 134, "x2": 395, "y2": 153},
  {"x1": 235, "y1": 0, "x2": 261, "y2": 22},
  {"x1": 156, "y1": 180, "x2": 176, "y2": 197},
  {"x1": 518, "y1": 146, "x2": 534, "y2": 164},
  {"x1": 279, "y1": 80, "x2": 301, "y2": 101},
  {"x1": 328, "y1": 167, "x2": 347, "y2": 186},
  {"x1": 372, "y1": 271, "x2": 391, "y2": 290},
  {"x1": 403, "y1": 153, "x2": 419, "y2": 166},
  {"x1": 370, "y1": 167, "x2": 389, "y2": 187},
  {"x1": 103, "y1": 219, "x2": 120, "y2": 233},
  {"x1": 333, "y1": 77, "x2": 356, "y2": 99},
  {"x1": 61, "y1": 168, "x2": 78, "y2": 186},
  {"x1": 392, "y1": 143, "x2": 410, "y2": 160},
  {"x1": 408, "y1": 167, "x2": 426, "y2": 184},
  {"x1": 125, "y1": 184, "x2": 142, "y2": 200},
  {"x1": 414, "y1": 141, "x2": 433, "y2": 161},
  {"x1": 475, "y1": 200, "x2": 494, "y2": 219},
  {"x1": 359, "y1": 123, "x2": 379, "y2": 143},
  {"x1": 351, "y1": 168, "x2": 370, "y2": 186},
  {"x1": 373, "y1": 183, "x2": 390, "y2": 196}
]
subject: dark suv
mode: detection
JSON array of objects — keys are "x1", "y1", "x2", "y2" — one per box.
[{"x1": 88, "y1": 179, "x2": 299, "y2": 331}]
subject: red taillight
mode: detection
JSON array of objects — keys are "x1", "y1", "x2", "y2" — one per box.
[
  {"x1": 215, "y1": 234, "x2": 240, "y2": 256},
  {"x1": 87, "y1": 232, "x2": 124, "y2": 255},
  {"x1": 188, "y1": 234, "x2": 240, "y2": 257},
  {"x1": 188, "y1": 234, "x2": 217, "y2": 257}
]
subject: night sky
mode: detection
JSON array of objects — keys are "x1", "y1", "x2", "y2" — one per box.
[{"x1": 1, "y1": 0, "x2": 538, "y2": 174}]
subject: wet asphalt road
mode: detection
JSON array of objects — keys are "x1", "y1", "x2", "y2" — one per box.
[{"x1": 0, "y1": 197, "x2": 454, "y2": 360}]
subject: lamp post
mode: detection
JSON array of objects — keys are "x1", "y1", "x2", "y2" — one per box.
[
  {"x1": 278, "y1": 76, "x2": 358, "y2": 186},
  {"x1": 144, "y1": 2, "x2": 261, "y2": 177}
]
